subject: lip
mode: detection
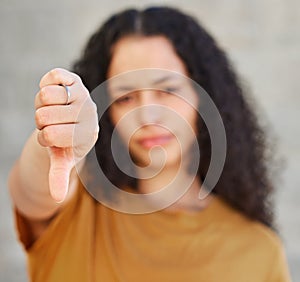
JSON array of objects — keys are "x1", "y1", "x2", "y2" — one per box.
[{"x1": 138, "y1": 134, "x2": 174, "y2": 149}]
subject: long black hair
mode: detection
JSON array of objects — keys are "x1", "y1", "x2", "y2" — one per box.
[{"x1": 73, "y1": 7, "x2": 274, "y2": 228}]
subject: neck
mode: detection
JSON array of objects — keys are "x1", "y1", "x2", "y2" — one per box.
[{"x1": 136, "y1": 164, "x2": 212, "y2": 213}]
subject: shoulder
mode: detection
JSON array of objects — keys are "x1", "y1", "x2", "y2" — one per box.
[
  {"x1": 212, "y1": 195, "x2": 284, "y2": 253},
  {"x1": 211, "y1": 196, "x2": 291, "y2": 280}
]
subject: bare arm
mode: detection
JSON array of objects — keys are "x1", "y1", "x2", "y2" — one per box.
[{"x1": 8, "y1": 68, "x2": 98, "y2": 223}]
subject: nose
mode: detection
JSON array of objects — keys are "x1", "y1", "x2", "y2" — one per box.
[{"x1": 137, "y1": 90, "x2": 163, "y2": 125}]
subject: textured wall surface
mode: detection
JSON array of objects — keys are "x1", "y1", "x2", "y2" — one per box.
[{"x1": 0, "y1": 0, "x2": 299, "y2": 281}]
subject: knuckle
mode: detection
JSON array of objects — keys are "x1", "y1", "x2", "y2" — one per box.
[
  {"x1": 91, "y1": 100, "x2": 98, "y2": 113},
  {"x1": 35, "y1": 109, "x2": 46, "y2": 128},
  {"x1": 42, "y1": 126, "x2": 54, "y2": 145},
  {"x1": 39, "y1": 88, "x2": 48, "y2": 105},
  {"x1": 89, "y1": 100, "x2": 95, "y2": 110},
  {"x1": 49, "y1": 68, "x2": 62, "y2": 81},
  {"x1": 94, "y1": 125, "x2": 100, "y2": 142},
  {"x1": 86, "y1": 98, "x2": 96, "y2": 110},
  {"x1": 37, "y1": 130, "x2": 46, "y2": 147},
  {"x1": 34, "y1": 92, "x2": 41, "y2": 108},
  {"x1": 83, "y1": 87, "x2": 90, "y2": 97},
  {"x1": 73, "y1": 72, "x2": 82, "y2": 82}
]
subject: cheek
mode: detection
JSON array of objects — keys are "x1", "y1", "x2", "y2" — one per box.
[
  {"x1": 167, "y1": 90, "x2": 199, "y2": 128},
  {"x1": 172, "y1": 102, "x2": 199, "y2": 134},
  {"x1": 109, "y1": 107, "x2": 137, "y2": 144},
  {"x1": 109, "y1": 106, "x2": 121, "y2": 126}
]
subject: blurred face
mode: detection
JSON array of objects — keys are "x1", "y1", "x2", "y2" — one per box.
[{"x1": 107, "y1": 36, "x2": 199, "y2": 169}]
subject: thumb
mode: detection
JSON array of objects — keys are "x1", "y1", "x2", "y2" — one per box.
[{"x1": 48, "y1": 147, "x2": 74, "y2": 203}]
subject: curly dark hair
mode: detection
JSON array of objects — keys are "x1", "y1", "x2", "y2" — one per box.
[{"x1": 73, "y1": 6, "x2": 274, "y2": 228}]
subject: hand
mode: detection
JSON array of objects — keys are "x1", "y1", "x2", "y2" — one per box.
[{"x1": 35, "y1": 68, "x2": 99, "y2": 202}]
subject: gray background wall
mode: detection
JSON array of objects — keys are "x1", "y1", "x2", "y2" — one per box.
[{"x1": 0, "y1": 0, "x2": 299, "y2": 281}]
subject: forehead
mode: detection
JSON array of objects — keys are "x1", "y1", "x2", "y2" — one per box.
[
  {"x1": 107, "y1": 35, "x2": 188, "y2": 78},
  {"x1": 108, "y1": 69, "x2": 187, "y2": 94}
]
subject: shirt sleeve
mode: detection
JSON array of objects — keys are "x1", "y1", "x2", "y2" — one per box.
[
  {"x1": 13, "y1": 207, "x2": 60, "y2": 251},
  {"x1": 13, "y1": 185, "x2": 80, "y2": 251}
]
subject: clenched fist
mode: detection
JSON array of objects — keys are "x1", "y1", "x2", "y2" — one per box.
[{"x1": 35, "y1": 68, "x2": 99, "y2": 202}]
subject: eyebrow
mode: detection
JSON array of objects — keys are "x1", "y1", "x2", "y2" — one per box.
[
  {"x1": 109, "y1": 74, "x2": 179, "y2": 97},
  {"x1": 114, "y1": 86, "x2": 134, "y2": 92},
  {"x1": 151, "y1": 75, "x2": 177, "y2": 85}
]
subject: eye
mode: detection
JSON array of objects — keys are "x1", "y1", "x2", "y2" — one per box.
[
  {"x1": 162, "y1": 86, "x2": 180, "y2": 93},
  {"x1": 114, "y1": 94, "x2": 134, "y2": 105}
]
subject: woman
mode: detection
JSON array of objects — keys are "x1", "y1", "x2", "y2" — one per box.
[{"x1": 9, "y1": 6, "x2": 290, "y2": 282}]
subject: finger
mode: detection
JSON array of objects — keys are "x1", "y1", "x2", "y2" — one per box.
[
  {"x1": 35, "y1": 85, "x2": 77, "y2": 109},
  {"x1": 37, "y1": 124, "x2": 76, "y2": 148},
  {"x1": 35, "y1": 105, "x2": 77, "y2": 130},
  {"x1": 48, "y1": 147, "x2": 74, "y2": 202},
  {"x1": 39, "y1": 68, "x2": 78, "y2": 88}
]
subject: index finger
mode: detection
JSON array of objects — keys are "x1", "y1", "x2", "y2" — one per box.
[{"x1": 39, "y1": 68, "x2": 79, "y2": 88}]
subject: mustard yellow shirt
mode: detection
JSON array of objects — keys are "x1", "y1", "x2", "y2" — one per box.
[{"x1": 15, "y1": 184, "x2": 291, "y2": 282}]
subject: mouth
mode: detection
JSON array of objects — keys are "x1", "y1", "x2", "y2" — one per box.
[{"x1": 138, "y1": 134, "x2": 174, "y2": 149}]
